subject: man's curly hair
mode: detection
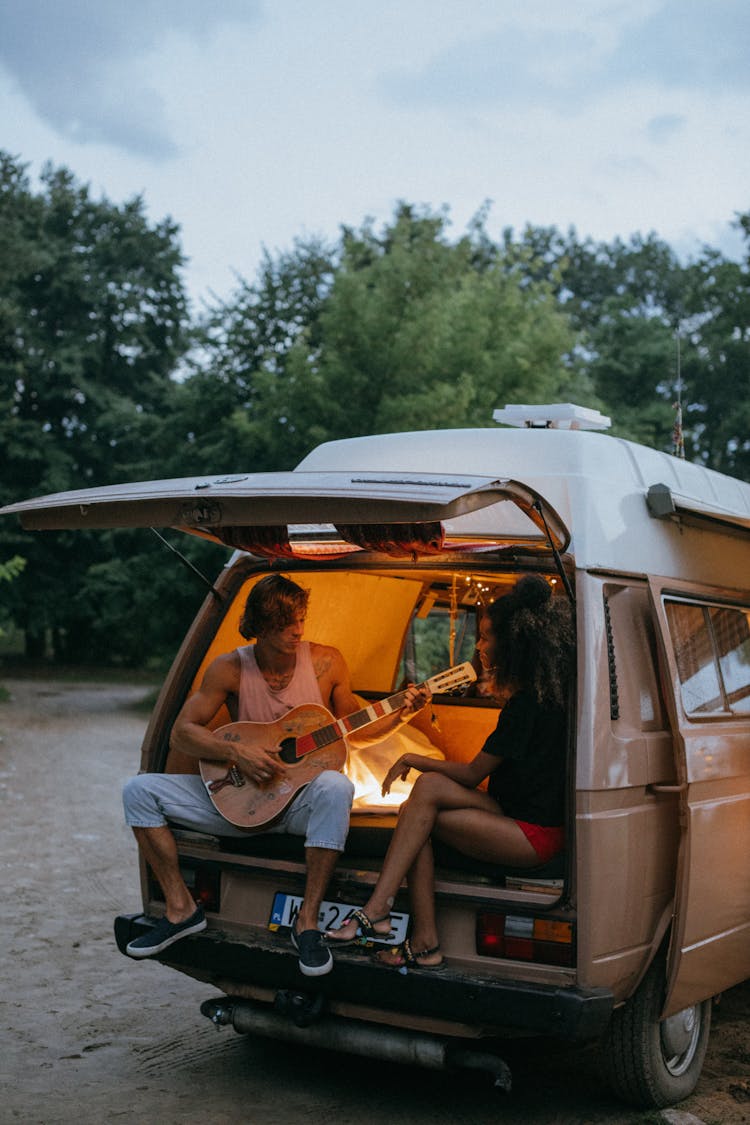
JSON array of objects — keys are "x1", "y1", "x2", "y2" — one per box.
[
  {"x1": 486, "y1": 574, "x2": 574, "y2": 709},
  {"x1": 239, "y1": 574, "x2": 310, "y2": 640}
]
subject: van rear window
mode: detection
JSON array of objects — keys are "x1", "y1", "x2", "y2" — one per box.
[{"x1": 665, "y1": 600, "x2": 750, "y2": 716}]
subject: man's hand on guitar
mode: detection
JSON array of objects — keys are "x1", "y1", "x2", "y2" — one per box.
[
  {"x1": 398, "y1": 682, "x2": 431, "y2": 720},
  {"x1": 217, "y1": 730, "x2": 287, "y2": 784}
]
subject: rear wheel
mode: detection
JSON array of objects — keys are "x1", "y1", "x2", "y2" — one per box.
[{"x1": 598, "y1": 954, "x2": 712, "y2": 1108}]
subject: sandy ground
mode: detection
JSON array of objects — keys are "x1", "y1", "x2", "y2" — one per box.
[{"x1": 0, "y1": 675, "x2": 748, "y2": 1125}]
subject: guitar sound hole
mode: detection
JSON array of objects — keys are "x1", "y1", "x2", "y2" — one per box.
[{"x1": 278, "y1": 738, "x2": 298, "y2": 764}]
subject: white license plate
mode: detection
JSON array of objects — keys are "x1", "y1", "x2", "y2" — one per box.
[{"x1": 269, "y1": 892, "x2": 408, "y2": 946}]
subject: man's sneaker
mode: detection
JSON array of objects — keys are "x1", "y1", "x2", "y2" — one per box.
[
  {"x1": 291, "y1": 927, "x2": 333, "y2": 977},
  {"x1": 126, "y1": 906, "x2": 206, "y2": 958}
]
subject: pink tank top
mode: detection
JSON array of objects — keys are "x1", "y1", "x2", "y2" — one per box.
[{"x1": 236, "y1": 641, "x2": 325, "y2": 722}]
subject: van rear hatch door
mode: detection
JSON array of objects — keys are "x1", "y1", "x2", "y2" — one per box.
[
  {"x1": 0, "y1": 470, "x2": 569, "y2": 552},
  {"x1": 647, "y1": 576, "x2": 750, "y2": 1017}
]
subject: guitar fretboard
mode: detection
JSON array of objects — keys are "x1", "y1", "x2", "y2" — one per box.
[{"x1": 294, "y1": 689, "x2": 411, "y2": 758}]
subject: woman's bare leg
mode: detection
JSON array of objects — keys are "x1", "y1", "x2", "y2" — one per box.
[
  {"x1": 434, "y1": 806, "x2": 539, "y2": 866},
  {"x1": 376, "y1": 838, "x2": 443, "y2": 967},
  {"x1": 327, "y1": 773, "x2": 501, "y2": 942}
]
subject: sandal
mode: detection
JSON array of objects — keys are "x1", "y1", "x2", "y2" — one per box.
[
  {"x1": 375, "y1": 939, "x2": 445, "y2": 971},
  {"x1": 325, "y1": 908, "x2": 392, "y2": 946}
]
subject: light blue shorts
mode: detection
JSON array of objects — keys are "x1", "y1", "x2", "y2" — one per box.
[{"x1": 122, "y1": 770, "x2": 354, "y2": 853}]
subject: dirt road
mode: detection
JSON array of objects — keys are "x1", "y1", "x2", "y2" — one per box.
[{"x1": 1, "y1": 676, "x2": 748, "y2": 1124}]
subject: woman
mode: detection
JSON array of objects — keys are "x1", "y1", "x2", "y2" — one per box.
[{"x1": 325, "y1": 574, "x2": 574, "y2": 970}]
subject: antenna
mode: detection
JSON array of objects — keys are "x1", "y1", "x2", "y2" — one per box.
[{"x1": 672, "y1": 331, "x2": 685, "y2": 459}]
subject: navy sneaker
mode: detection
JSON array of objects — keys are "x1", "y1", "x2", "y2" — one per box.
[
  {"x1": 291, "y1": 927, "x2": 333, "y2": 977},
  {"x1": 126, "y1": 906, "x2": 206, "y2": 958}
]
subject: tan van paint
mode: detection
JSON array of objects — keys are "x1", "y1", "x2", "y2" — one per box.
[{"x1": 3, "y1": 413, "x2": 749, "y2": 1110}]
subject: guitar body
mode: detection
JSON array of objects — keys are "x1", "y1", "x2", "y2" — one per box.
[
  {"x1": 198, "y1": 661, "x2": 476, "y2": 832},
  {"x1": 199, "y1": 704, "x2": 347, "y2": 830}
]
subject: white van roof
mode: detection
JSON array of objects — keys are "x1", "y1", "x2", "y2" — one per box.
[
  {"x1": 2, "y1": 422, "x2": 748, "y2": 588},
  {"x1": 297, "y1": 427, "x2": 750, "y2": 586}
]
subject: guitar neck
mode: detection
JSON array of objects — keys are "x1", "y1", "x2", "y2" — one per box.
[{"x1": 295, "y1": 685, "x2": 417, "y2": 758}]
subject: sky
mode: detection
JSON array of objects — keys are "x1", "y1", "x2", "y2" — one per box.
[{"x1": 1, "y1": 0, "x2": 748, "y2": 312}]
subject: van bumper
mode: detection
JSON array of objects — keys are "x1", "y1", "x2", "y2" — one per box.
[{"x1": 114, "y1": 913, "x2": 613, "y2": 1042}]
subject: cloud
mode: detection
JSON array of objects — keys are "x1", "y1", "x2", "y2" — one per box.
[
  {"x1": 380, "y1": 0, "x2": 750, "y2": 111},
  {"x1": 0, "y1": 0, "x2": 262, "y2": 159},
  {"x1": 646, "y1": 114, "x2": 686, "y2": 144},
  {"x1": 380, "y1": 26, "x2": 597, "y2": 109},
  {"x1": 612, "y1": 0, "x2": 750, "y2": 92}
]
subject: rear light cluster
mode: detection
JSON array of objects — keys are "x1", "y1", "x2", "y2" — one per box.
[
  {"x1": 188, "y1": 866, "x2": 221, "y2": 913},
  {"x1": 476, "y1": 912, "x2": 575, "y2": 966},
  {"x1": 149, "y1": 863, "x2": 221, "y2": 914}
]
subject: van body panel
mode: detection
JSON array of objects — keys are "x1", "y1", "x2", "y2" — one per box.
[
  {"x1": 5, "y1": 418, "x2": 750, "y2": 1108},
  {"x1": 647, "y1": 577, "x2": 750, "y2": 1017},
  {"x1": 112, "y1": 913, "x2": 613, "y2": 1040},
  {"x1": 299, "y1": 429, "x2": 750, "y2": 581},
  {"x1": 576, "y1": 793, "x2": 679, "y2": 998},
  {"x1": 5, "y1": 426, "x2": 750, "y2": 578},
  {"x1": 0, "y1": 469, "x2": 570, "y2": 551}
]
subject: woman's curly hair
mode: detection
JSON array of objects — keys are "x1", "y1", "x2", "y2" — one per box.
[{"x1": 486, "y1": 574, "x2": 574, "y2": 709}]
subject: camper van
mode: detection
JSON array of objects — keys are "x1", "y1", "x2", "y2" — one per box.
[{"x1": 3, "y1": 403, "x2": 749, "y2": 1110}]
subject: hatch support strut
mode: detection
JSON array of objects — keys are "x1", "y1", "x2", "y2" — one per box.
[
  {"x1": 532, "y1": 500, "x2": 575, "y2": 604},
  {"x1": 150, "y1": 528, "x2": 222, "y2": 600}
]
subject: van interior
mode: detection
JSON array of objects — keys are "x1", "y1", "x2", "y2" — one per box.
[{"x1": 142, "y1": 557, "x2": 576, "y2": 983}]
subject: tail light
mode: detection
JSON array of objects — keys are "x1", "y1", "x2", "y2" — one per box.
[
  {"x1": 188, "y1": 866, "x2": 221, "y2": 913},
  {"x1": 149, "y1": 863, "x2": 221, "y2": 914},
  {"x1": 476, "y1": 912, "x2": 575, "y2": 966}
]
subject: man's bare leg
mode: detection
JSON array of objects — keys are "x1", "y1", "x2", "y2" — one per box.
[
  {"x1": 132, "y1": 826, "x2": 197, "y2": 923},
  {"x1": 295, "y1": 847, "x2": 340, "y2": 932}
]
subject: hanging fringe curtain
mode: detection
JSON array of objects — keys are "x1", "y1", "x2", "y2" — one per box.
[
  {"x1": 206, "y1": 522, "x2": 445, "y2": 560},
  {"x1": 335, "y1": 521, "x2": 445, "y2": 559}
]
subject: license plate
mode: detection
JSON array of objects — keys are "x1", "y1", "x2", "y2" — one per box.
[{"x1": 269, "y1": 892, "x2": 409, "y2": 946}]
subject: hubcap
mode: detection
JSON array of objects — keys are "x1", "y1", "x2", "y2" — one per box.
[{"x1": 660, "y1": 1004, "x2": 701, "y2": 1075}]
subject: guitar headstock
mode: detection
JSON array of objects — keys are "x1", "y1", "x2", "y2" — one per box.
[{"x1": 424, "y1": 661, "x2": 477, "y2": 696}]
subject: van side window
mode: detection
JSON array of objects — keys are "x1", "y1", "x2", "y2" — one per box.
[
  {"x1": 709, "y1": 606, "x2": 750, "y2": 714},
  {"x1": 665, "y1": 600, "x2": 750, "y2": 716}
]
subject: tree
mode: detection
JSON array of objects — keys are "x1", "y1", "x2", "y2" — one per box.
[
  {"x1": 159, "y1": 238, "x2": 336, "y2": 477},
  {"x1": 190, "y1": 204, "x2": 581, "y2": 470},
  {"x1": 501, "y1": 220, "x2": 750, "y2": 476},
  {"x1": 0, "y1": 152, "x2": 191, "y2": 660},
  {"x1": 678, "y1": 215, "x2": 750, "y2": 477}
]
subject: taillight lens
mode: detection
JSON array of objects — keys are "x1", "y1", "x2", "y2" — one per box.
[
  {"x1": 476, "y1": 912, "x2": 575, "y2": 966},
  {"x1": 150, "y1": 864, "x2": 221, "y2": 914},
  {"x1": 189, "y1": 866, "x2": 221, "y2": 913}
]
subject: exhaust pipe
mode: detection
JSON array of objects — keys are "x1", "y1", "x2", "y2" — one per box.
[{"x1": 200, "y1": 996, "x2": 512, "y2": 1091}]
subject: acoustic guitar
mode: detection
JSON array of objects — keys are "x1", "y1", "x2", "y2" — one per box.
[{"x1": 199, "y1": 662, "x2": 477, "y2": 829}]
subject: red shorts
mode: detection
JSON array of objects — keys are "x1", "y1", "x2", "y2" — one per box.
[{"x1": 514, "y1": 820, "x2": 565, "y2": 863}]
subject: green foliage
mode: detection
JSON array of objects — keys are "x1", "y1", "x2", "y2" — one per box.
[
  {"x1": 0, "y1": 555, "x2": 25, "y2": 583},
  {"x1": 1, "y1": 148, "x2": 749, "y2": 669},
  {"x1": 502, "y1": 217, "x2": 750, "y2": 473},
  {"x1": 193, "y1": 204, "x2": 581, "y2": 469},
  {"x1": 310, "y1": 205, "x2": 575, "y2": 438},
  {"x1": 160, "y1": 238, "x2": 336, "y2": 476},
  {"x1": 0, "y1": 554, "x2": 25, "y2": 641},
  {"x1": 0, "y1": 151, "x2": 191, "y2": 663}
]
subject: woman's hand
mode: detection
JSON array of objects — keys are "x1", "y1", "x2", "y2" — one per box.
[{"x1": 381, "y1": 753, "x2": 415, "y2": 797}]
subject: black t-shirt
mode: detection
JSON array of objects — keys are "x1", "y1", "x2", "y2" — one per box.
[{"x1": 483, "y1": 689, "x2": 566, "y2": 826}]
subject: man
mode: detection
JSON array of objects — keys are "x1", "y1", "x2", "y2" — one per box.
[{"x1": 122, "y1": 574, "x2": 426, "y2": 976}]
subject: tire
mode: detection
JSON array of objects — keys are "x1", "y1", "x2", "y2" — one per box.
[{"x1": 598, "y1": 954, "x2": 712, "y2": 1109}]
